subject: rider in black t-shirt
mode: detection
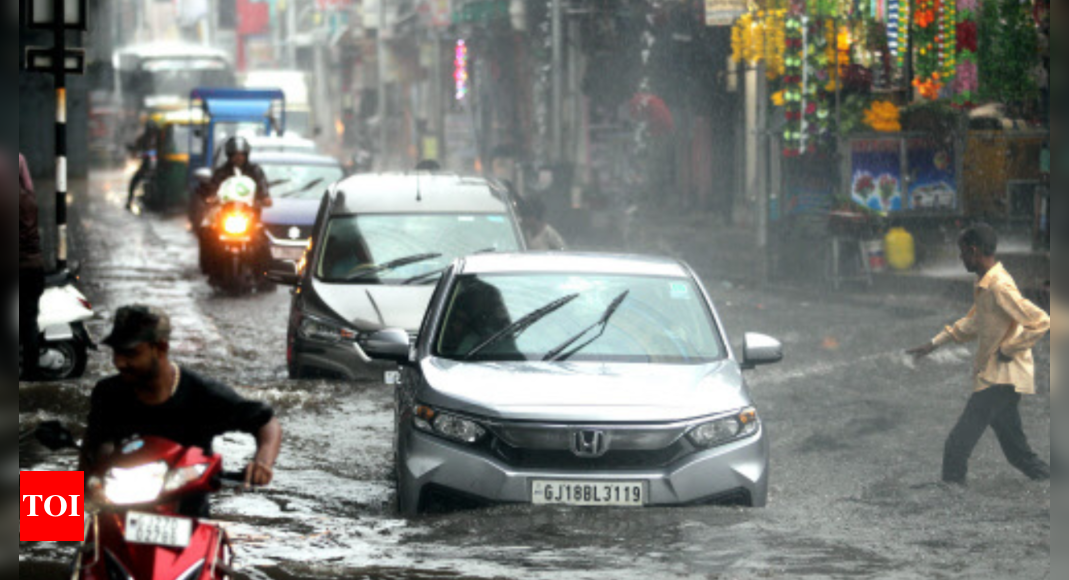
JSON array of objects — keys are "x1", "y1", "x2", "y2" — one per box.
[{"x1": 81, "y1": 306, "x2": 282, "y2": 515}]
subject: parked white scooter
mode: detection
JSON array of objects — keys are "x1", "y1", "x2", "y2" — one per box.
[{"x1": 19, "y1": 270, "x2": 96, "y2": 381}]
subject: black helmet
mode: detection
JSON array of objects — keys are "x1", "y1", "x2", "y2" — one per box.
[{"x1": 224, "y1": 136, "x2": 252, "y2": 160}]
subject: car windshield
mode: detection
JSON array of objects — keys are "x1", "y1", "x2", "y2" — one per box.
[
  {"x1": 260, "y1": 163, "x2": 344, "y2": 199},
  {"x1": 435, "y1": 274, "x2": 724, "y2": 364},
  {"x1": 316, "y1": 215, "x2": 520, "y2": 284}
]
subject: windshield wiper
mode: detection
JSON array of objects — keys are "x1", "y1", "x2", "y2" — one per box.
[
  {"x1": 400, "y1": 249, "x2": 497, "y2": 286},
  {"x1": 464, "y1": 293, "x2": 580, "y2": 361},
  {"x1": 401, "y1": 268, "x2": 447, "y2": 286},
  {"x1": 542, "y1": 290, "x2": 630, "y2": 362},
  {"x1": 344, "y1": 253, "x2": 443, "y2": 282},
  {"x1": 280, "y1": 178, "x2": 326, "y2": 198}
]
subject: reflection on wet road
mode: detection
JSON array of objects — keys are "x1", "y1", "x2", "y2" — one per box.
[{"x1": 19, "y1": 171, "x2": 1050, "y2": 579}]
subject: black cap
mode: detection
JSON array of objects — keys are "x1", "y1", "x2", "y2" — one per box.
[{"x1": 102, "y1": 306, "x2": 172, "y2": 350}]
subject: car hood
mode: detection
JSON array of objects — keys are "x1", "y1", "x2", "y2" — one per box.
[
  {"x1": 418, "y1": 359, "x2": 750, "y2": 423},
  {"x1": 312, "y1": 279, "x2": 435, "y2": 332},
  {"x1": 262, "y1": 198, "x2": 320, "y2": 227}
]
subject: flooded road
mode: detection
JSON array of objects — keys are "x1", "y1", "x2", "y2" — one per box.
[{"x1": 20, "y1": 171, "x2": 1050, "y2": 579}]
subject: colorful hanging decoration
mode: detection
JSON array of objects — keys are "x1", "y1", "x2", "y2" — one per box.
[
  {"x1": 953, "y1": 0, "x2": 980, "y2": 106},
  {"x1": 730, "y1": 9, "x2": 788, "y2": 81},
  {"x1": 911, "y1": 0, "x2": 944, "y2": 100},
  {"x1": 782, "y1": 5, "x2": 806, "y2": 157},
  {"x1": 454, "y1": 39, "x2": 470, "y2": 101},
  {"x1": 863, "y1": 101, "x2": 903, "y2": 132},
  {"x1": 896, "y1": 0, "x2": 911, "y2": 69}
]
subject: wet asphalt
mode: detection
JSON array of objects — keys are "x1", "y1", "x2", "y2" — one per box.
[{"x1": 19, "y1": 170, "x2": 1050, "y2": 579}]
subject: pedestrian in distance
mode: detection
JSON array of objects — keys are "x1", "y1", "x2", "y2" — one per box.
[
  {"x1": 520, "y1": 197, "x2": 567, "y2": 252},
  {"x1": 908, "y1": 223, "x2": 1051, "y2": 486},
  {"x1": 19, "y1": 153, "x2": 46, "y2": 381}
]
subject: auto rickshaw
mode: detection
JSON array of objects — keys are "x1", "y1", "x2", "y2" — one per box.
[{"x1": 134, "y1": 108, "x2": 209, "y2": 213}]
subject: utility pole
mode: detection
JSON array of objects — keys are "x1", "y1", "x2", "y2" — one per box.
[
  {"x1": 551, "y1": 0, "x2": 564, "y2": 161},
  {"x1": 378, "y1": 0, "x2": 389, "y2": 169},
  {"x1": 26, "y1": 0, "x2": 89, "y2": 272}
]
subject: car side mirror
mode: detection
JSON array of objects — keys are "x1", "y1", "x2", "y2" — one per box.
[
  {"x1": 360, "y1": 328, "x2": 411, "y2": 364},
  {"x1": 265, "y1": 262, "x2": 301, "y2": 287},
  {"x1": 741, "y1": 333, "x2": 783, "y2": 371},
  {"x1": 194, "y1": 168, "x2": 213, "y2": 185}
]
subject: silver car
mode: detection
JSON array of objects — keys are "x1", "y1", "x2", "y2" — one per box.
[{"x1": 362, "y1": 253, "x2": 784, "y2": 515}]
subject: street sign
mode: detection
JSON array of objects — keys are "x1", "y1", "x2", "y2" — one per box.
[
  {"x1": 25, "y1": 47, "x2": 86, "y2": 75},
  {"x1": 27, "y1": 0, "x2": 89, "y2": 31}
]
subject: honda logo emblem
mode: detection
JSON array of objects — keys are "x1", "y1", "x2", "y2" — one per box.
[
  {"x1": 572, "y1": 430, "x2": 609, "y2": 458},
  {"x1": 288, "y1": 227, "x2": 302, "y2": 240}
]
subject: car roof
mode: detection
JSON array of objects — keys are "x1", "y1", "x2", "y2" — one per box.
[
  {"x1": 251, "y1": 152, "x2": 341, "y2": 167},
  {"x1": 457, "y1": 253, "x2": 693, "y2": 278},
  {"x1": 329, "y1": 173, "x2": 511, "y2": 215}
]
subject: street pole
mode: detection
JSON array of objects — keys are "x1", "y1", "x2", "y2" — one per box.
[
  {"x1": 54, "y1": 0, "x2": 69, "y2": 272},
  {"x1": 551, "y1": 0, "x2": 564, "y2": 161},
  {"x1": 287, "y1": 0, "x2": 299, "y2": 67},
  {"x1": 378, "y1": 1, "x2": 389, "y2": 169}
]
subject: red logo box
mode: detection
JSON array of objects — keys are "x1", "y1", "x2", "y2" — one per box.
[{"x1": 20, "y1": 471, "x2": 86, "y2": 542}]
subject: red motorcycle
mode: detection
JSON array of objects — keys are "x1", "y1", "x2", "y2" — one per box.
[{"x1": 34, "y1": 423, "x2": 249, "y2": 580}]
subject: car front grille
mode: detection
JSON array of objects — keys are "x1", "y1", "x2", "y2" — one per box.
[{"x1": 489, "y1": 438, "x2": 696, "y2": 470}]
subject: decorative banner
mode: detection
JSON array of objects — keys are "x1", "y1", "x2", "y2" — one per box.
[
  {"x1": 851, "y1": 139, "x2": 904, "y2": 212},
  {"x1": 907, "y1": 138, "x2": 957, "y2": 210},
  {"x1": 706, "y1": 0, "x2": 748, "y2": 26}
]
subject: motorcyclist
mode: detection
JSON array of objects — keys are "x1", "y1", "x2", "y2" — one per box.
[
  {"x1": 199, "y1": 137, "x2": 274, "y2": 280},
  {"x1": 127, "y1": 119, "x2": 161, "y2": 211},
  {"x1": 204, "y1": 136, "x2": 273, "y2": 209},
  {"x1": 80, "y1": 305, "x2": 283, "y2": 517}
]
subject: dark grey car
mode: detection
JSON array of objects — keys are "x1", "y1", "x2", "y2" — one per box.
[{"x1": 271, "y1": 173, "x2": 527, "y2": 381}]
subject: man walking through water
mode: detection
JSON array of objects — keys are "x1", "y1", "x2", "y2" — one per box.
[{"x1": 908, "y1": 223, "x2": 1051, "y2": 486}]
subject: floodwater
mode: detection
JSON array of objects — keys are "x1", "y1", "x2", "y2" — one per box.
[{"x1": 19, "y1": 170, "x2": 1050, "y2": 579}]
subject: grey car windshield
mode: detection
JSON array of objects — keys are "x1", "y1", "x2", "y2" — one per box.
[
  {"x1": 436, "y1": 274, "x2": 724, "y2": 364},
  {"x1": 317, "y1": 215, "x2": 520, "y2": 284},
  {"x1": 261, "y1": 163, "x2": 344, "y2": 199}
]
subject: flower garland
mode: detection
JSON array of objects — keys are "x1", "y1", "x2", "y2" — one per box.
[
  {"x1": 863, "y1": 101, "x2": 903, "y2": 132},
  {"x1": 912, "y1": 0, "x2": 944, "y2": 100},
  {"x1": 783, "y1": 7, "x2": 806, "y2": 157},
  {"x1": 897, "y1": 0, "x2": 911, "y2": 69},
  {"x1": 731, "y1": 10, "x2": 788, "y2": 81},
  {"x1": 953, "y1": 0, "x2": 980, "y2": 106}
]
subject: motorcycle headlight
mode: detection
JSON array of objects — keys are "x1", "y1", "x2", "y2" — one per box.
[
  {"x1": 163, "y1": 465, "x2": 209, "y2": 494},
  {"x1": 298, "y1": 316, "x2": 359, "y2": 343},
  {"x1": 223, "y1": 214, "x2": 251, "y2": 235},
  {"x1": 413, "y1": 405, "x2": 487, "y2": 445},
  {"x1": 104, "y1": 462, "x2": 169, "y2": 505},
  {"x1": 688, "y1": 409, "x2": 760, "y2": 449}
]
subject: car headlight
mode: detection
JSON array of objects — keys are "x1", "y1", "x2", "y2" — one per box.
[
  {"x1": 413, "y1": 405, "x2": 487, "y2": 445},
  {"x1": 104, "y1": 462, "x2": 169, "y2": 505},
  {"x1": 298, "y1": 316, "x2": 359, "y2": 343},
  {"x1": 163, "y1": 465, "x2": 209, "y2": 494},
  {"x1": 688, "y1": 409, "x2": 760, "y2": 449}
]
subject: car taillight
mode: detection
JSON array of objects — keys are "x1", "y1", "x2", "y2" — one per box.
[{"x1": 78, "y1": 298, "x2": 92, "y2": 311}]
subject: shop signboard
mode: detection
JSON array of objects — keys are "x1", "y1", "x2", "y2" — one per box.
[
  {"x1": 705, "y1": 0, "x2": 746, "y2": 27},
  {"x1": 906, "y1": 138, "x2": 957, "y2": 211},
  {"x1": 850, "y1": 139, "x2": 904, "y2": 213}
]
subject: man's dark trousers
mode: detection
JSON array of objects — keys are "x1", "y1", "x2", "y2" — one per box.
[
  {"x1": 19, "y1": 268, "x2": 45, "y2": 379},
  {"x1": 944, "y1": 385, "x2": 1050, "y2": 483}
]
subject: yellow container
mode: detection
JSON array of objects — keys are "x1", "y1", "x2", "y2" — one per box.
[{"x1": 884, "y1": 227, "x2": 916, "y2": 271}]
